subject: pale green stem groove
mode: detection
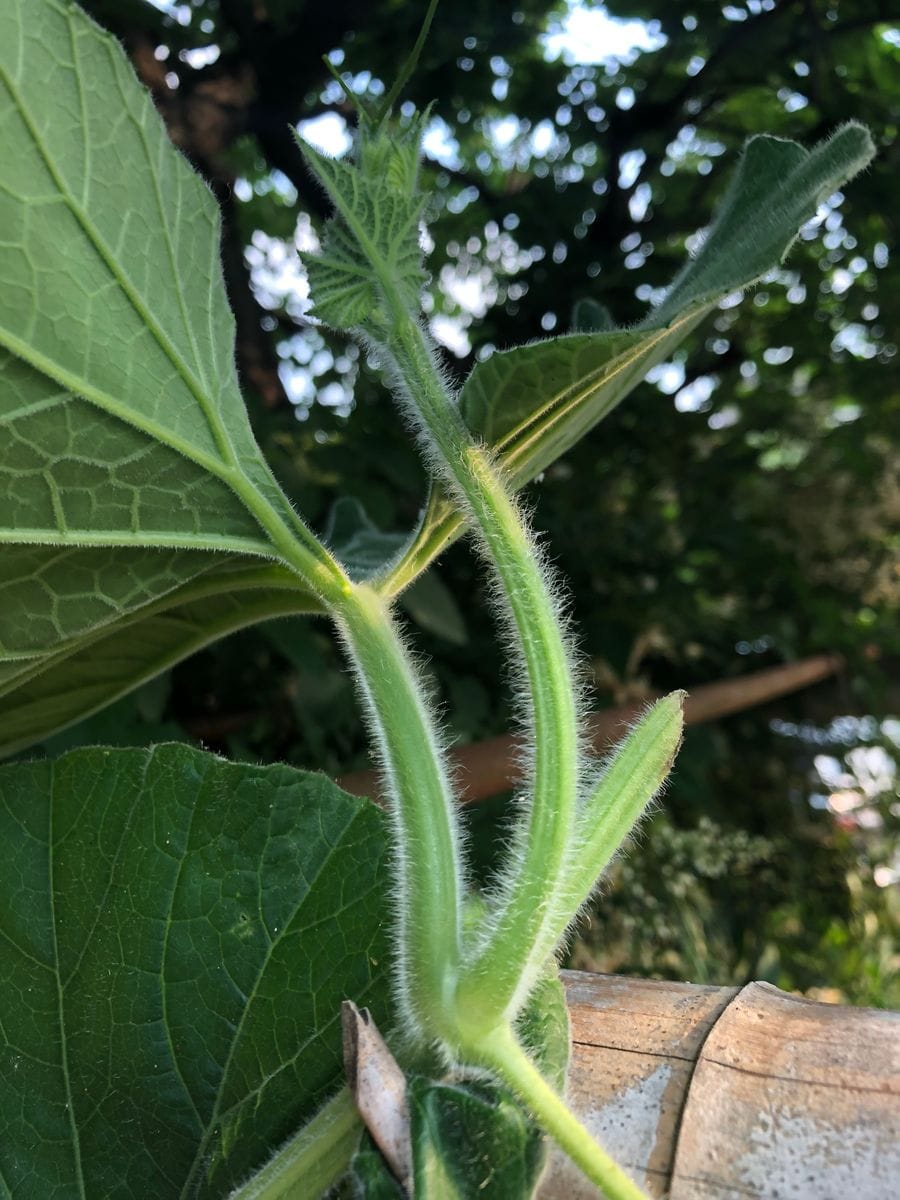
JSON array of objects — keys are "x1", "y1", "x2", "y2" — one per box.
[
  {"x1": 474, "y1": 1026, "x2": 650, "y2": 1200},
  {"x1": 381, "y1": 311, "x2": 580, "y2": 1024},
  {"x1": 228, "y1": 1089, "x2": 361, "y2": 1200},
  {"x1": 333, "y1": 582, "x2": 463, "y2": 1036}
]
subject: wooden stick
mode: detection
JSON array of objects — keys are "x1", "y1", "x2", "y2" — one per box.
[{"x1": 336, "y1": 653, "x2": 845, "y2": 806}]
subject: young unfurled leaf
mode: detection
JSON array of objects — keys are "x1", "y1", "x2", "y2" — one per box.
[
  {"x1": 646, "y1": 125, "x2": 875, "y2": 326},
  {"x1": 298, "y1": 114, "x2": 430, "y2": 333},
  {"x1": 458, "y1": 126, "x2": 875, "y2": 464},
  {"x1": 552, "y1": 692, "x2": 686, "y2": 950},
  {"x1": 0, "y1": 743, "x2": 391, "y2": 1198}
]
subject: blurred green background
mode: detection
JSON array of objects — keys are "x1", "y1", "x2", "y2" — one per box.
[{"x1": 58, "y1": 0, "x2": 899, "y2": 1005}]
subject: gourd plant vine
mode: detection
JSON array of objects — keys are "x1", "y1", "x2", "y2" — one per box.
[{"x1": 0, "y1": 1, "x2": 875, "y2": 1197}]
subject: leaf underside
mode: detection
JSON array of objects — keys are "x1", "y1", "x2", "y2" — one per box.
[
  {"x1": 0, "y1": 0, "x2": 317, "y2": 748},
  {"x1": 385, "y1": 125, "x2": 874, "y2": 594},
  {"x1": 0, "y1": 743, "x2": 391, "y2": 1199}
]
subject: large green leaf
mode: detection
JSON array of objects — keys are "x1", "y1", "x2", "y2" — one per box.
[
  {"x1": 0, "y1": 743, "x2": 391, "y2": 1198},
  {"x1": 0, "y1": 3, "x2": 327, "y2": 671}
]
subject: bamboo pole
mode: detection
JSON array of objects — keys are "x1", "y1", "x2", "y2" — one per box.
[{"x1": 540, "y1": 970, "x2": 900, "y2": 1200}]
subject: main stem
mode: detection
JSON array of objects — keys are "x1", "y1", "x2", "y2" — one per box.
[
  {"x1": 380, "y1": 309, "x2": 580, "y2": 1025},
  {"x1": 334, "y1": 582, "x2": 463, "y2": 1037}
]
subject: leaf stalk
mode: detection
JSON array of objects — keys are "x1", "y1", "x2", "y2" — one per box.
[
  {"x1": 228, "y1": 1089, "x2": 360, "y2": 1200},
  {"x1": 333, "y1": 581, "x2": 464, "y2": 1037}
]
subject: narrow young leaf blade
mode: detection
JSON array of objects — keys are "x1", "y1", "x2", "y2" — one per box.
[
  {"x1": 646, "y1": 124, "x2": 876, "y2": 326},
  {"x1": 457, "y1": 125, "x2": 875, "y2": 483},
  {"x1": 383, "y1": 126, "x2": 875, "y2": 598},
  {"x1": 560, "y1": 692, "x2": 686, "y2": 932},
  {"x1": 0, "y1": 744, "x2": 391, "y2": 1198}
]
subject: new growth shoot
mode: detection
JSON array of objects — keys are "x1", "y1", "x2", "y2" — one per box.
[{"x1": 292, "y1": 52, "x2": 684, "y2": 1200}]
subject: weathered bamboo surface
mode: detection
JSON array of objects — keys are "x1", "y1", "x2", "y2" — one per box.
[{"x1": 539, "y1": 971, "x2": 900, "y2": 1200}]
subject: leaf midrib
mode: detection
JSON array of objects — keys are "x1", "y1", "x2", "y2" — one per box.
[
  {"x1": 177, "y1": 797, "x2": 369, "y2": 1199},
  {"x1": 48, "y1": 756, "x2": 87, "y2": 1200},
  {"x1": 0, "y1": 314, "x2": 243, "y2": 506},
  {"x1": 0, "y1": 525, "x2": 274, "y2": 555},
  {"x1": 0, "y1": 31, "x2": 235, "y2": 471},
  {"x1": 159, "y1": 748, "x2": 207, "y2": 1135}
]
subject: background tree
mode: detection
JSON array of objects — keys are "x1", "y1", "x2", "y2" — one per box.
[{"x1": 61, "y1": 0, "x2": 899, "y2": 1004}]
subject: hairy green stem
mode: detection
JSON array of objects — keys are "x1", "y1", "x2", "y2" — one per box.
[
  {"x1": 228, "y1": 1088, "x2": 360, "y2": 1200},
  {"x1": 297, "y1": 126, "x2": 581, "y2": 1016},
  {"x1": 379, "y1": 310, "x2": 580, "y2": 1026},
  {"x1": 474, "y1": 1025, "x2": 650, "y2": 1200},
  {"x1": 333, "y1": 582, "x2": 463, "y2": 1036}
]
